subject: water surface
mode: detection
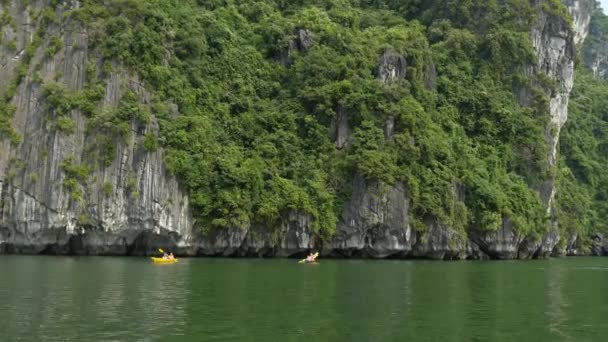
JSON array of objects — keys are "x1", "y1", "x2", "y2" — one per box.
[{"x1": 1, "y1": 256, "x2": 607, "y2": 341}]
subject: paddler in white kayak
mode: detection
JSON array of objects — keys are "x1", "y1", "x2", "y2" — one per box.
[{"x1": 299, "y1": 252, "x2": 319, "y2": 263}]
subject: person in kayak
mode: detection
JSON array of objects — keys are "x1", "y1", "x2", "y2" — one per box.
[
  {"x1": 168, "y1": 253, "x2": 175, "y2": 260},
  {"x1": 305, "y1": 252, "x2": 317, "y2": 263},
  {"x1": 162, "y1": 252, "x2": 169, "y2": 259}
]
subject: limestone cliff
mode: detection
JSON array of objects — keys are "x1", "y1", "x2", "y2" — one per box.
[
  {"x1": 0, "y1": 1, "x2": 192, "y2": 254},
  {"x1": 329, "y1": 0, "x2": 594, "y2": 260},
  {"x1": 582, "y1": 6, "x2": 608, "y2": 79},
  {"x1": 467, "y1": 0, "x2": 592, "y2": 259},
  {"x1": 0, "y1": 0, "x2": 596, "y2": 258}
]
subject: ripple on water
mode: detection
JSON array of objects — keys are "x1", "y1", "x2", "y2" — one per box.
[{"x1": 1, "y1": 256, "x2": 608, "y2": 341}]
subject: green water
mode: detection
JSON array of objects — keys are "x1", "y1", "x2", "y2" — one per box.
[{"x1": 1, "y1": 257, "x2": 607, "y2": 341}]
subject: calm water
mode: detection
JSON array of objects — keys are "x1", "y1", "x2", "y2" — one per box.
[{"x1": 1, "y1": 256, "x2": 607, "y2": 341}]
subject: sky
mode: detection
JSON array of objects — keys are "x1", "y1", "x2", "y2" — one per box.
[{"x1": 601, "y1": 0, "x2": 608, "y2": 13}]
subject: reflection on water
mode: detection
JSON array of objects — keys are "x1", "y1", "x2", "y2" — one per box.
[
  {"x1": 1, "y1": 257, "x2": 608, "y2": 341},
  {"x1": 546, "y1": 262, "x2": 572, "y2": 342},
  {"x1": 0, "y1": 257, "x2": 191, "y2": 341}
]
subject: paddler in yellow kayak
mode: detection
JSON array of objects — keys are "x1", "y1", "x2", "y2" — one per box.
[
  {"x1": 151, "y1": 248, "x2": 178, "y2": 263},
  {"x1": 162, "y1": 252, "x2": 175, "y2": 260}
]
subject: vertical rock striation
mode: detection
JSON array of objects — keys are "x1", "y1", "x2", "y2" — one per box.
[
  {"x1": 330, "y1": 175, "x2": 412, "y2": 258},
  {"x1": 533, "y1": 0, "x2": 591, "y2": 257},
  {"x1": 470, "y1": 0, "x2": 591, "y2": 259},
  {"x1": 582, "y1": 3, "x2": 608, "y2": 79},
  {"x1": 0, "y1": 1, "x2": 192, "y2": 255}
]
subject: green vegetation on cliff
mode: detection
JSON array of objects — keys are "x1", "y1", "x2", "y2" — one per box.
[
  {"x1": 3, "y1": 0, "x2": 575, "y2": 241},
  {"x1": 559, "y1": 7, "x2": 608, "y2": 245}
]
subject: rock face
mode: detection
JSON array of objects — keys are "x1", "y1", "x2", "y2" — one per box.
[
  {"x1": 535, "y1": 0, "x2": 590, "y2": 257},
  {"x1": 590, "y1": 234, "x2": 608, "y2": 256},
  {"x1": 470, "y1": 0, "x2": 590, "y2": 258},
  {"x1": 0, "y1": 2, "x2": 319, "y2": 257},
  {"x1": 469, "y1": 209, "x2": 562, "y2": 260},
  {"x1": 329, "y1": 107, "x2": 351, "y2": 149},
  {"x1": 377, "y1": 49, "x2": 407, "y2": 84},
  {"x1": 384, "y1": 116, "x2": 395, "y2": 140},
  {"x1": 0, "y1": 1, "x2": 192, "y2": 255},
  {"x1": 330, "y1": 175, "x2": 412, "y2": 258},
  {"x1": 0, "y1": 0, "x2": 597, "y2": 258},
  {"x1": 197, "y1": 211, "x2": 318, "y2": 257},
  {"x1": 533, "y1": 2, "x2": 576, "y2": 167},
  {"x1": 279, "y1": 29, "x2": 314, "y2": 66},
  {"x1": 413, "y1": 218, "x2": 472, "y2": 260},
  {"x1": 423, "y1": 59, "x2": 437, "y2": 90},
  {"x1": 582, "y1": 5, "x2": 608, "y2": 79},
  {"x1": 565, "y1": 0, "x2": 593, "y2": 45},
  {"x1": 585, "y1": 30, "x2": 608, "y2": 79}
]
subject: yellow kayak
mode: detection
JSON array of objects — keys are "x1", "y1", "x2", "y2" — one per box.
[{"x1": 150, "y1": 257, "x2": 178, "y2": 264}]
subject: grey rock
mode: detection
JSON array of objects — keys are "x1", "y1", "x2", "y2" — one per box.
[
  {"x1": 581, "y1": 1, "x2": 608, "y2": 79},
  {"x1": 586, "y1": 43, "x2": 608, "y2": 79},
  {"x1": 500, "y1": 0, "x2": 590, "y2": 258},
  {"x1": 198, "y1": 227, "x2": 248, "y2": 256},
  {"x1": 277, "y1": 211, "x2": 317, "y2": 256},
  {"x1": 562, "y1": 232, "x2": 581, "y2": 256},
  {"x1": 197, "y1": 210, "x2": 317, "y2": 257},
  {"x1": 384, "y1": 116, "x2": 395, "y2": 140},
  {"x1": 470, "y1": 218, "x2": 522, "y2": 259},
  {"x1": 377, "y1": 49, "x2": 407, "y2": 84},
  {"x1": 423, "y1": 59, "x2": 437, "y2": 89},
  {"x1": 0, "y1": 0, "x2": 193, "y2": 255},
  {"x1": 588, "y1": 233, "x2": 608, "y2": 256},
  {"x1": 329, "y1": 106, "x2": 351, "y2": 149},
  {"x1": 413, "y1": 219, "x2": 470, "y2": 260},
  {"x1": 331, "y1": 175, "x2": 412, "y2": 258},
  {"x1": 295, "y1": 29, "x2": 314, "y2": 52},
  {"x1": 564, "y1": 0, "x2": 593, "y2": 45},
  {"x1": 590, "y1": 236, "x2": 608, "y2": 256},
  {"x1": 278, "y1": 29, "x2": 314, "y2": 66}
]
